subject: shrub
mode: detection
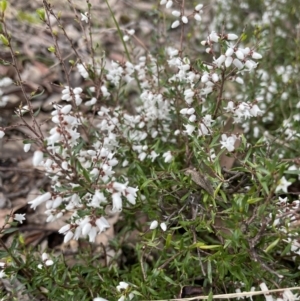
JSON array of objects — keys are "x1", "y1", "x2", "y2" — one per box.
[{"x1": 0, "y1": 0, "x2": 300, "y2": 300}]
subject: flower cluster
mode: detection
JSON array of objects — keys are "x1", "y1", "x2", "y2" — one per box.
[
  {"x1": 0, "y1": 76, "x2": 13, "y2": 107},
  {"x1": 164, "y1": 29, "x2": 263, "y2": 152},
  {"x1": 160, "y1": 2, "x2": 204, "y2": 28},
  {"x1": 37, "y1": 252, "x2": 54, "y2": 269}
]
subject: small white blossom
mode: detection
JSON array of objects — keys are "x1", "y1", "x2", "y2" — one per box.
[
  {"x1": 227, "y1": 33, "x2": 238, "y2": 40},
  {"x1": 0, "y1": 130, "x2": 4, "y2": 139},
  {"x1": 150, "y1": 220, "x2": 158, "y2": 229},
  {"x1": 0, "y1": 270, "x2": 6, "y2": 278},
  {"x1": 252, "y1": 51, "x2": 262, "y2": 59},
  {"x1": 184, "y1": 124, "x2": 196, "y2": 136},
  {"x1": 182, "y1": 16, "x2": 188, "y2": 24},
  {"x1": 162, "y1": 151, "x2": 173, "y2": 163},
  {"x1": 14, "y1": 213, "x2": 26, "y2": 224},
  {"x1": 172, "y1": 10, "x2": 180, "y2": 17},
  {"x1": 220, "y1": 134, "x2": 237, "y2": 152},
  {"x1": 283, "y1": 289, "x2": 299, "y2": 301},
  {"x1": 171, "y1": 20, "x2": 180, "y2": 29},
  {"x1": 28, "y1": 192, "x2": 52, "y2": 210},
  {"x1": 233, "y1": 58, "x2": 244, "y2": 70},
  {"x1": 41, "y1": 253, "x2": 54, "y2": 266},
  {"x1": 81, "y1": 12, "x2": 89, "y2": 23},
  {"x1": 112, "y1": 192, "x2": 123, "y2": 212},
  {"x1": 160, "y1": 222, "x2": 167, "y2": 231},
  {"x1": 275, "y1": 176, "x2": 291, "y2": 193},
  {"x1": 194, "y1": 13, "x2": 202, "y2": 21},
  {"x1": 166, "y1": 0, "x2": 173, "y2": 8},
  {"x1": 209, "y1": 31, "x2": 219, "y2": 43},
  {"x1": 33, "y1": 150, "x2": 44, "y2": 166},
  {"x1": 117, "y1": 281, "x2": 129, "y2": 291},
  {"x1": 195, "y1": 4, "x2": 203, "y2": 11}
]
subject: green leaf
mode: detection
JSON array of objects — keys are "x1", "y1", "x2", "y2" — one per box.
[
  {"x1": 264, "y1": 238, "x2": 280, "y2": 253},
  {"x1": 48, "y1": 46, "x2": 56, "y2": 53},
  {"x1": 36, "y1": 8, "x2": 45, "y2": 21},
  {"x1": 165, "y1": 233, "x2": 172, "y2": 249},
  {"x1": 208, "y1": 290, "x2": 213, "y2": 301},
  {"x1": 0, "y1": 34, "x2": 9, "y2": 46},
  {"x1": 207, "y1": 260, "x2": 212, "y2": 284},
  {"x1": 163, "y1": 274, "x2": 177, "y2": 285},
  {"x1": 0, "y1": 0, "x2": 7, "y2": 13},
  {"x1": 247, "y1": 197, "x2": 263, "y2": 204},
  {"x1": 214, "y1": 182, "x2": 223, "y2": 200},
  {"x1": 30, "y1": 89, "x2": 45, "y2": 99},
  {"x1": 33, "y1": 106, "x2": 41, "y2": 117},
  {"x1": 3, "y1": 227, "x2": 19, "y2": 234},
  {"x1": 191, "y1": 242, "x2": 222, "y2": 249},
  {"x1": 284, "y1": 169, "x2": 300, "y2": 175}
]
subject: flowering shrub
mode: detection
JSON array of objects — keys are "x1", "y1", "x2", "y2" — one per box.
[{"x1": 0, "y1": 0, "x2": 300, "y2": 300}]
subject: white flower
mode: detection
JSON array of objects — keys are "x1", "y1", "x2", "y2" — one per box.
[
  {"x1": 209, "y1": 31, "x2": 219, "y2": 42},
  {"x1": 128, "y1": 29, "x2": 135, "y2": 35},
  {"x1": 198, "y1": 123, "x2": 209, "y2": 136},
  {"x1": 117, "y1": 281, "x2": 129, "y2": 291},
  {"x1": 245, "y1": 59, "x2": 257, "y2": 70},
  {"x1": 14, "y1": 213, "x2": 26, "y2": 224},
  {"x1": 214, "y1": 55, "x2": 226, "y2": 67},
  {"x1": 81, "y1": 12, "x2": 89, "y2": 23},
  {"x1": 220, "y1": 134, "x2": 237, "y2": 152},
  {"x1": 0, "y1": 270, "x2": 6, "y2": 278},
  {"x1": 94, "y1": 298, "x2": 108, "y2": 301},
  {"x1": 235, "y1": 49, "x2": 245, "y2": 60},
  {"x1": 64, "y1": 230, "x2": 74, "y2": 243},
  {"x1": 59, "y1": 224, "x2": 71, "y2": 234},
  {"x1": 172, "y1": 10, "x2": 180, "y2": 17},
  {"x1": 252, "y1": 51, "x2": 262, "y2": 59},
  {"x1": 24, "y1": 144, "x2": 31, "y2": 152},
  {"x1": 112, "y1": 192, "x2": 123, "y2": 212},
  {"x1": 88, "y1": 226, "x2": 98, "y2": 242},
  {"x1": 225, "y1": 48, "x2": 234, "y2": 56},
  {"x1": 0, "y1": 130, "x2": 5, "y2": 139},
  {"x1": 162, "y1": 151, "x2": 173, "y2": 163},
  {"x1": 82, "y1": 222, "x2": 92, "y2": 236},
  {"x1": 160, "y1": 222, "x2": 167, "y2": 231},
  {"x1": 182, "y1": 16, "x2": 188, "y2": 24},
  {"x1": 28, "y1": 192, "x2": 52, "y2": 210},
  {"x1": 41, "y1": 253, "x2": 54, "y2": 266},
  {"x1": 96, "y1": 217, "x2": 110, "y2": 233},
  {"x1": 195, "y1": 4, "x2": 203, "y2": 11},
  {"x1": 184, "y1": 124, "x2": 196, "y2": 136},
  {"x1": 233, "y1": 58, "x2": 244, "y2": 70},
  {"x1": 189, "y1": 114, "x2": 196, "y2": 122},
  {"x1": 283, "y1": 289, "x2": 299, "y2": 301},
  {"x1": 225, "y1": 56, "x2": 233, "y2": 67},
  {"x1": 235, "y1": 77, "x2": 244, "y2": 84},
  {"x1": 166, "y1": 0, "x2": 173, "y2": 8},
  {"x1": 32, "y1": 150, "x2": 44, "y2": 166},
  {"x1": 211, "y1": 73, "x2": 219, "y2": 82},
  {"x1": 250, "y1": 104, "x2": 263, "y2": 117},
  {"x1": 194, "y1": 13, "x2": 202, "y2": 21},
  {"x1": 60, "y1": 104, "x2": 72, "y2": 115},
  {"x1": 171, "y1": 20, "x2": 180, "y2": 29},
  {"x1": 150, "y1": 220, "x2": 158, "y2": 230},
  {"x1": 126, "y1": 186, "x2": 138, "y2": 205},
  {"x1": 227, "y1": 33, "x2": 238, "y2": 40},
  {"x1": 224, "y1": 101, "x2": 235, "y2": 113},
  {"x1": 275, "y1": 176, "x2": 291, "y2": 193}
]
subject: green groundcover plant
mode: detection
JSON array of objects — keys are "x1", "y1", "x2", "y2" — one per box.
[{"x1": 0, "y1": 0, "x2": 300, "y2": 300}]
